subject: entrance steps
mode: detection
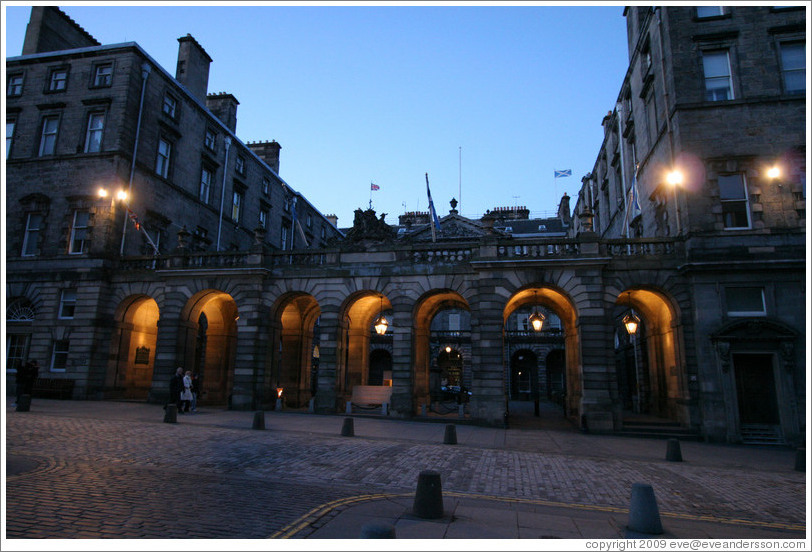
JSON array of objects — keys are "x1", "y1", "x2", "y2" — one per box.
[
  {"x1": 619, "y1": 417, "x2": 701, "y2": 441},
  {"x1": 740, "y1": 424, "x2": 785, "y2": 445}
]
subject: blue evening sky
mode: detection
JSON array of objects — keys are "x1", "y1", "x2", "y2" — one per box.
[{"x1": 3, "y1": 2, "x2": 631, "y2": 228}]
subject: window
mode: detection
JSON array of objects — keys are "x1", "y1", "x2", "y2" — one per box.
[
  {"x1": 6, "y1": 117, "x2": 15, "y2": 158},
  {"x1": 84, "y1": 112, "x2": 105, "y2": 153},
  {"x1": 22, "y1": 213, "x2": 43, "y2": 256},
  {"x1": 48, "y1": 68, "x2": 68, "y2": 92},
  {"x1": 68, "y1": 211, "x2": 90, "y2": 254},
  {"x1": 204, "y1": 129, "x2": 216, "y2": 150},
  {"x1": 321, "y1": 226, "x2": 326, "y2": 240},
  {"x1": 284, "y1": 197, "x2": 291, "y2": 212},
  {"x1": 231, "y1": 190, "x2": 243, "y2": 223},
  {"x1": 780, "y1": 42, "x2": 805, "y2": 95},
  {"x1": 307, "y1": 214, "x2": 312, "y2": 229},
  {"x1": 703, "y1": 50, "x2": 734, "y2": 101},
  {"x1": 51, "y1": 340, "x2": 70, "y2": 371},
  {"x1": 7, "y1": 73, "x2": 23, "y2": 96},
  {"x1": 92, "y1": 63, "x2": 113, "y2": 87},
  {"x1": 696, "y1": 6, "x2": 724, "y2": 18},
  {"x1": 281, "y1": 225, "x2": 288, "y2": 249},
  {"x1": 261, "y1": 177, "x2": 270, "y2": 196},
  {"x1": 199, "y1": 167, "x2": 213, "y2": 204},
  {"x1": 58, "y1": 289, "x2": 77, "y2": 319},
  {"x1": 259, "y1": 209, "x2": 268, "y2": 229},
  {"x1": 726, "y1": 287, "x2": 766, "y2": 317},
  {"x1": 156, "y1": 138, "x2": 171, "y2": 178},
  {"x1": 718, "y1": 173, "x2": 751, "y2": 229},
  {"x1": 6, "y1": 334, "x2": 31, "y2": 374},
  {"x1": 162, "y1": 94, "x2": 177, "y2": 118},
  {"x1": 235, "y1": 155, "x2": 245, "y2": 175},
  {"x1": 39, "y1": 115, "x2": 59, "y2": 156}
]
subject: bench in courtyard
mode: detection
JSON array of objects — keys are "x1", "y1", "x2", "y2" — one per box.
[{"x1": 349, "y1": 385, "x2": 393, "y2": 411}]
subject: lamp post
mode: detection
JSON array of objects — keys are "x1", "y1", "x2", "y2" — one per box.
[
  {"x1": 666, "y1": 169, "x2": 683, "y2": 236},
  {"x1": 623, "y1": 294, "x2": 643, "y2": 414},
  {"x1": 374, "y1": 295, "x2": 389, "y2": 336}
]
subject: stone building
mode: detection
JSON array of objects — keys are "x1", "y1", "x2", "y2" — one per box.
[{"x1": 5, "y1": 6, "x2": 806, "y2": 445}]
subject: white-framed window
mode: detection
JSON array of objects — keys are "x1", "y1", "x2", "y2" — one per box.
[
  {"x1": 156, "y1": 138, "x2": 171, "y2": 178},
  {"x1": 718, "y1": 173, "x2": 751, "y2": 229},
  {"x1": 162, "y1": 94, "x2": 177, "y2": 118},
  {"x1": 702, "y1": 50, "x2": 734, "y2": 101},
  {"x1": 262, "y1": 178, "x2": 270, "y2": 196},
  {"x1": 48, "y1": 68, "x2": 68, "y2": 92},
  {"x1": 236, "y1": 155, "x2": 246, "y2": 175},
  {"x1": 84, "y1": 112, "x2": 105, "y2": 153},
  {"x1": 281, "y1": 225, "x2": 288, "y2": 249},
  {"x1": 696, "y1": 6, "x2": 724, "y2": 18},
  {"x1": 68, "y1": 211, "x2": 90, "y2": 254},
  {"x1": 6, "y1": 334, "x2": 30, "y2": 373},
  {"x1": 50, "y1": 339, "x2": 70, "y2": 371},
  {"x1": 320, "y1": 226, "x2": 326, "y2": 240},
  {"x1": 22, "y1": 213, "x2": 43, "y2": 256},
  {"x1": 39, "y1": 115, "x2": 59, "y2": 156},
  {"x1": 726, "y1": 287, "x2": 766, "y2": 317},
  {"x1": 204, "y1": 128, "x2": 216, "y2": 150},
  {"x1": 200, "y1": 167, "x2": 213, "y2": 204},
  {"x1": 7, "y1": 73, "x2": 23, "y2": 96},
  {"x1": 6, "y1": 117, "x2": 16, "y2": 158},
  {"x1": 307, "y1": 214, "x2": 313, "y2": 229},
  {"x1": 780, "y1": 41, "x2": 805, "y2": 95},
  {"x1": 92, "y1": 63, "x2": 113, "y2": 87},
  {"x1": 231, "y1": 190, "x2": 243, "y2": 223},
  {"x1": 58, "y1": 289, "x2": 77, "y2": 319},
  {"x1": 259, "y1": 209, "x2": 268, "y2": 230}
]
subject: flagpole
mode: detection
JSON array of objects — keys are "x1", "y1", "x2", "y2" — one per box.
[
  {"x1": 458, "y1": 146, "x2": 462, "y2": 212},
  {"x1": 426, "y1": 173, "x2": 436, "y2": 243}
]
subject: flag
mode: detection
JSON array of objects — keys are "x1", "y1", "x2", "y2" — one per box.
[
  {"x1": 554, "y1": 169, "x2": 572, "y2": 178},
  {"x1": 622, "y1": 173, "x2": 642, "y2": 236},
  {"x1": 370, "y1": 182, "x2": 380, "y2": 191},
  {"x1": 426, "y1": 173, "x2": 441, "y2": 231},
  {"x1": 127, "y1": 208, "x2": 140, "y2": 231}
]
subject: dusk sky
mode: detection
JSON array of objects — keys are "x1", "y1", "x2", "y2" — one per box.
[{"x1": 3, "y1": 2, "x2": 631, "y2": 228}]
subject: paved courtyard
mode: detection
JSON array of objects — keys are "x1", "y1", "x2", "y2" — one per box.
[{"x1": 4, "y1": 399, "x2": 807, "y2": 543}]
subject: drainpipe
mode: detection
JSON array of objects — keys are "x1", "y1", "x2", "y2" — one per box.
[
  {"x1": 616, "y1": 102, "x2": 629, "y2": 238},
  {"x1": 120, "y1": 62, "x2": 151, "y2": 256},
  {"x1": 216, "y1": 136, "x2": 232, "y2": 251}
]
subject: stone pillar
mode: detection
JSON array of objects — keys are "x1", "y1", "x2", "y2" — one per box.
[
  {"x1": 390, "y1": 299, "x2": 415, "y2": 418},
  {"x1": 148, "y1": 311, "x2": 185, "y2": 404},
  {"x1": 313, "y1": 307, "x2": 341, "y2": 413},
  {"x1": 468, "y1": 297, "x2": 507, "y2": 426},
  {"x1": 577, "y1": 314, "x2": 620, "y2": 433},
  {"x1": 230, "y1": 303, "x2": 270, "y2": 410}
]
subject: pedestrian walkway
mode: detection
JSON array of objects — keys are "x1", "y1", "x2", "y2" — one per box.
[{"x1": 4, "y1": 398, "x2": 807, "y2": 542}]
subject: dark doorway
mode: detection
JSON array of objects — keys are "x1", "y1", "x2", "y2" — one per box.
[
  {"x1": 545, "y1": 349, "x2": 565, "y2": 404},
  {"x1": 368, "y1": 349, "x2": 392, "y2": 386},
  {"x1": 510, "y1": 350, "x2": 537, "y2": 400},
  {"x1": 733, "y1": 353, "x2": 779, "y2": 424}
]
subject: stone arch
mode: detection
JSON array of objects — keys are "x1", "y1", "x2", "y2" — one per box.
[
  {"x1": 178, "y1": 289, "x2": 239, "y2": 406},
  {"x1": 105, "y1": 295, "x2": 160, "y2": 399}
]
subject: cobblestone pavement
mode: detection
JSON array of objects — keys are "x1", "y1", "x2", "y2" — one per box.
[{"x1": 4, "y1": 400, "x2": 806, "y2": 540}]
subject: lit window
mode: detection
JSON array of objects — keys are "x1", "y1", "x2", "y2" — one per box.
[
  {"x1": 231, "y1": 190, "x2": 243, "y2": 223},
  {"x1": 93, "y1": 63, "x2": 113, "y2": 87},
  {"x1": 58, "y1": 289, "x2": 77, "y2": 319},
  {"x1": 48, "y1": 68, "x2": 68, "y2": 92},
  {"x1": 696, "y1": 6, "x2": 724, "y2": 18},
  {"x1": 69, "y1": 211, "x2": 90, "y2": 254},
  {"x1": 6, "y1": 118, "x2": 15, "y2": 158},
  {"x1": 200, "y1": 168, "x2": 213, "y2": 203},
  {"x1": 51, "y1": 340, "x2": 70, "y2": 371},
  {"x1": 726, "y1": 287, "x2": 766, "y2": 317},
  {"x1": 156, "y1": 138, "x2": 171, "y2": 178},
  {"x1": 84, "y1": 112, "x2": 105, "y2": 153},
  {"x1": 22, "y1": 213, "x2": 43, "y2": 257},
  {"x1": 780, "y1": 42, "x2": 805, "y2": 95},
  {"x1": 162, "y1": 94, "x2": 177, "y2": 118},
  {"x1": 718, "y1": 174, "x2": 751, "y2": 229},
  {"x1": 7, "y1": 74, "x2": 23, "y2": 96},
  {"x1": 703, "y1": 50, "x2": 734, "y2": 101},
  {"x1": 39, "y1": 116, "x2": 59, "y2": 156}
]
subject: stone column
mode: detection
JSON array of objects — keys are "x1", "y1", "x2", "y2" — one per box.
[
  {"x1": 577, "y1": 314, "x2": 620, "y2": 432},
  {"x1": 148, "y1": 314, "x2": 185, "y2": 403},
  {"x1": 468, "y1": 296, "x2": 507, "y2": 426},
  {"x1": 230, "y1": 303, "x2": 270, "y2": 410},
  {"x1": 313, "y1": 306, "x2": 341, "y2": 413},
  {"x1": 390, "y1": 299, "x2": 414, "y2": 418}
]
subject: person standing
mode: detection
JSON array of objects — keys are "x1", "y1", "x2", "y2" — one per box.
[
  {"x1": 179, "y1": 370, "x2": 193, "y2": 413},
  {"x1": 169, "y1": 367, "x2": 184, "y2": 412}
]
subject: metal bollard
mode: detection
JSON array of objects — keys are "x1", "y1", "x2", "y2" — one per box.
[
  {"x1": 443, "y1": 424, "x2": 457, "y2": 445},
  {"x1": 341, "y1": 417, "x2": 354, "y2": 437},
  {"x1": 252, "y1": 411, "x2": 265, "y2": 430},
  {"x1": 665, "y1": 438, "x2": 683, "y2": 462},
  {"x1": 309, "y1": 397, "x2": 315, "y2": 413},
  {"x1": 16, "y1": 394, "x2": 32, "y2": 412},
  {"x1": 163, "y1": 403, "x2": 178, "y2": 423},
  {"x1": 626, "y1": 483, "x2": 664, "y2": 536},
  {"x1": 413, "y1": 470, "x2": 444, "y2": 519},
  {"x1": 360, "y1": 522, "x2": 396, "y2": 538}
]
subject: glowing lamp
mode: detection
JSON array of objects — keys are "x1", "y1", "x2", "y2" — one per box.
[{"x1": 623, "y1": 311, "x2": 640, "y2": 336}]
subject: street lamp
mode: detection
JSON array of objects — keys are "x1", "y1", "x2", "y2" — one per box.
[
  {"x1": 666, "y1": 169, "x2": 683, "y2": 236},
  {"x1": 528, "y1": 290, "x2": 545, "y2": 332},
  {"x1": 374, "y1": 295, "x2": 389, "y2": 335},
  {"x1": 623, "y1": 291, "x2": 643, "y2": 413},
  {"x1": 767, "y1": 166, "x2": 781, "y2": 180}
]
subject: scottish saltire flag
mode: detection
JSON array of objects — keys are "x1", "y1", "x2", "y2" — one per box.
[
  {"x1": 426, "y1": 173, "x2": 442, "y2": 231},
  {"x1": 370, "y1": 182, "x2": 380, "y2": 191},
  {"x1": 554, "y1": 169, "x2": 572, "y2": 178}
]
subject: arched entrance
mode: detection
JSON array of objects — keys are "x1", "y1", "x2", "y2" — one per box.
[
  {"x1": 369, "y1": 349, "x2": 392, "y2": 386},
  {"x1": 272, "y1": 293, "x2": 321, "y2": 408},
  {"x1": 336, "y1": 292, "x2": 392, "y2": 400},
  {"x1": 107, "y1": 295, "x2": 159, "y2": 399},
  {"x1": 179, "y1": 290, "x2": 239, "y2": 407}
]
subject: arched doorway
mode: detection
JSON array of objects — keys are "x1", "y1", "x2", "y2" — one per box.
[
  {"x1": 107, "y1": 295, "x2": 159, "y2": 400},
  {"x1": 272, "y1": 293, "x2": 321, "y2": 408},
  {"x1": 369, "y1": 349, "x2": 392, "y2": 386},
  {"x1": 336, "y1": 292, "x2": 392, "y2": 400}
]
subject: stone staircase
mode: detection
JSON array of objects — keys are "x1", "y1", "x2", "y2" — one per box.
[
  {"x1": 739, "y1": 424, "x2": 786, "y2": 445},
  {"x1": 619, "y1": 417, "x2": 702, "y2": 441}
]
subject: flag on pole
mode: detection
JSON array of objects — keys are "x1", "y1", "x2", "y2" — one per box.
[
  {"x1": 426, "y1": 173, "x2": 441, "y2": 232},
  {"x1": 127, "y1": 208, "x2": 140, "y2": 231},
  {"x1": 622, "y1": 172, "x2": 642, "y2": 236},
  {"x1": 554, "y1": 169, "x2": 572, "y2": 178},
  {"x1": 370, "y1": 182, "x2": 380, "y2": 191}
]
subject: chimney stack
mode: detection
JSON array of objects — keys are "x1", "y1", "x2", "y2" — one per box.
[
  {"x1": 176, "y1": 34, "x2": 212, "y2": 102},
  {"x1": 325, "y1": 214, "x2": 339, "y2": 228},
  {"x1": 247, "y1": 140, "x2": 281, "y2": 174},
  {"x1": 206, "y1": 92, "x2": 239, "y2": 133}
]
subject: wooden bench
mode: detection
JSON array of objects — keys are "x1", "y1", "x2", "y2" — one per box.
[
  {"x1": 350, "y1": 385, "x2": 393, "y2": 410},
  {"x1": 32, "y1": 377, "x2": 75, "y2": 400}
]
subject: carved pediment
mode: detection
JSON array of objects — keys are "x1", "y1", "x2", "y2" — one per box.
[
  {"x1": 402, "y1": 214, "x2": 505, "y2": 242},
  {"x1": 336, "y1": 208, "x2": 396, "y2": 249}
]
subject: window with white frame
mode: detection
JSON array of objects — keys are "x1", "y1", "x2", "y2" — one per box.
[
  {"x1": 702, "y1": 50, "x2": 734, "y2": 101},
  {"x1": 51, "y1": 339, "x2": 70, "y2": 371},
  {"x1": 6, "y1": 334, "x2": 30, "y2": 373},
  {"x1": 320, "y1": 226, "x2": 326, "y2": 240},
  {"x1": 156, "y1": 138, "x2": 171, "y2": 178},
  {"x1": 92, "y1": 63, "x2": 113, "y2": 87},
  {"x1": 7, "y1": 73, "x2": 23, "y2": 96},
  {"x1": 162, "y1": 94, "x2": 177, "y2": 118},
  {"x1": 68, "y1": 211, "x2": 90, "y2": 254},
  {"x1": 84, "y1": 112, "x2": 105, "y2": 153},
  {"x1": 22, "y1": 213, "x2": 43, "y2": 256},
  {"x1": 780, "y1": 41, "x2": 805, "y2": 95},
  {"x1": 281, "y1": 224, "x2": 288, "y2": 249},
  {"x1": 262, "y1": 177, "x2": 270, "y2": 196},
  {"x1": 236, "y1": 155, "x2": 245, "y2": 175},
  {"x1": 48, "y1": 68, "x2": 68, "y2": 92},
  {"x1": 39, "y1": 115, "x2": 59, "y2": 156},
  {"x1": 204, "y1": 128, "x2": 216, "y2": 150},
  {"x1": 726, "y1": 287, "x2": 766, "y2": 317},
  {"x1": 6, "y1": 117, "x2": 15, "y2": 158},
  {"x1": 199, "y1": 167, "x2": 213, "y2": 204},
  {"x1": 259, "y1": 209, "x2": 268, "y2": 230},
  {"x1": 696, "y1": 6, "x2": 724, "y2": 18},
  {"x1": 58, "y1": 289, "x2": 77, "y2": 319},
  {"x1": 307, "y1": 214, "x2": 312, "y2": 229},
  {"x1": 231, "y1": 190, "x2": 243, "y2": 223},
  {"x1": 718, "y1": 173, "x2": 751, "y2": 229}
]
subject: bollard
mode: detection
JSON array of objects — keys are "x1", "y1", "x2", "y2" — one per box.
[
  {"x1": 665, "y1": 438, "x2": 683, "y2": 462},
  {"x1": 163, "y1": 403, "x2": 178, "y2": 423},
  {"x1": 626, "y1": 483, "x2": 664, "y2": 536},
  {"x1": 360, "y1": 522, "x2": 396, "y2": 538},
  {"x1": 346, "y1": 400, "x2": 352, "y2": 414},
  {"x1": 275, "y1": 398, "x2": 283, "y2": 411},
  {"x1": 252, "y1": 411, "x2": 265, "y2": 430},
  {"x1": 16, "y1": 394, "x2": 32, "y2": 412},
  {"x1": 413, "y1": 470, "x2": 444, "y2": 519},
  {"x1": 443, "y1": 424, "x2": 457, "y2": 445},
  {"x1": 795, "y1": 448, "x2": 806, "y2": 472},
  {"x1": 309, "y1": 397, "x2": 315, "y2": 413},
  {"x1": 382, "y1": 402, "x2": 388, "y2": 416},
  {"x1": 341, "y1": 417, "x2": 354, "y2": 437}
]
